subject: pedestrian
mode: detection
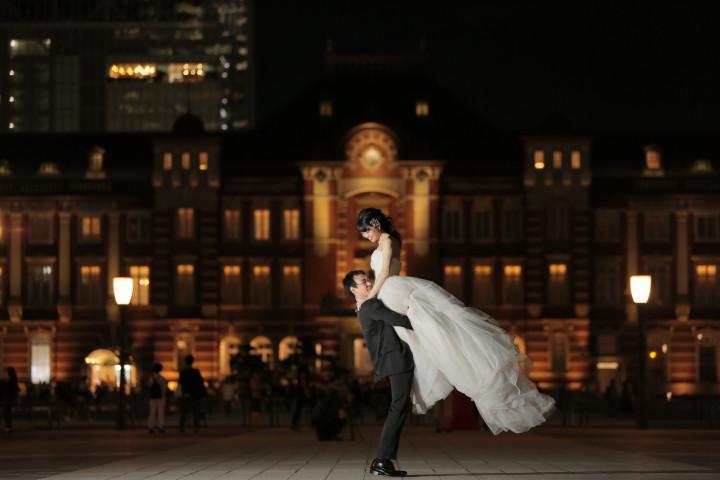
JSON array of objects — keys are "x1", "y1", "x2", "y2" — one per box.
[
  {"x1": 1, "y1": 367, "x2": 19, "y2": 433},
  {"x1": 290, "y1": 357, "x2": 312, "y2": 431},
  {"x1": 147, "y1": 362, "x2": 167, "y2": 433},
  {"x1": 343, "y1": 270, "x2": 415, "y2": 477},
  {"x1": 178, "y1": 355, "x2": 207, "y2": 433},
  {"x1": 220, "y1": 377, "x2": 238, "y2": 416}
]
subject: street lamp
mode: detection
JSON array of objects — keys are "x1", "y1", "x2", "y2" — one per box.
[
  {"x1": 113, "y1": 276, "x2": 133, "y2": 430},
  {"x1": 630, "y1": 274, "x2": 651, "y2": 430}
]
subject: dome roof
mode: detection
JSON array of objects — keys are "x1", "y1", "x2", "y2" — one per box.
[{"x1": 172, "y1": 112, "x2": 205, "y2": 135}]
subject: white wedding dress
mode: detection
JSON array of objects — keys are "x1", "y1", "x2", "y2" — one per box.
[{"x1": 371, "y1": 250, "x2": 555, "y2": 434}]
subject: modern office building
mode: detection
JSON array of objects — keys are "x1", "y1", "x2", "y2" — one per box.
[
  {"x1": 0, "y1": 0, "x2": 253, "y2": 133},
  {"x1": 0, "y1": 52, "x2": 718, "y2": 406}
]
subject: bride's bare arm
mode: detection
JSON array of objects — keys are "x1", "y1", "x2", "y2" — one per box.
[{"x1": 366, "y1": 233, "x2": 394, "y2": 299}]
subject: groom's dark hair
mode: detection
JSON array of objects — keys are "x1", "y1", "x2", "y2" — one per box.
[{"x1": 342, "y1": 270, "x2": 367, "y2": 300}]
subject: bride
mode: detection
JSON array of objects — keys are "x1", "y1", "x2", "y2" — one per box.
[{"x1": 355, "y1": 207, "x2": 555, "y2": 434}]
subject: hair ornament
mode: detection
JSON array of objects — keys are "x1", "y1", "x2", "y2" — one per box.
[{"x1": 369, "y1": 218, "x2": 381, "y2": 228}]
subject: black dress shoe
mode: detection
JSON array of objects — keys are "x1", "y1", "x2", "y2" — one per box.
[{"x1": 370, "y1": 458, "x2": 407, "y2": 477}]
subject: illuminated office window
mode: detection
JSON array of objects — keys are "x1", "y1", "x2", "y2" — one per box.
[
  {"x1": 181, "y1": 152, "x2": 191, "y2": 170},
  {"x1": 319, "y1": 100, "x2": 333, "y2": 117},
  {"x1": 129, "y1": 265, "x2": 150, "y2": 305},
  {"x1": 253, "y1": 209, "x2": 270, "y2": 241},
  {"x1": 283, "y1": 209, "x2": 300, "y2": 241},
  {"x1": 163, "y1": 152, "x2": 173, "y2": 170},
  {"x1": 645, "y1": 148, "x2": 661, "y2": 170}
]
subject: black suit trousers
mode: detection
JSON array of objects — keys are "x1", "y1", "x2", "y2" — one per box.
[{"x1": 376, "y1": 369, "x2": 413, "y2": 459}]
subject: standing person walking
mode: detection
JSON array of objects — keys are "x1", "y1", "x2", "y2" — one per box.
[
  {"x1": 147, "y1": 362, "x2": 167, "y2": 434},
  {"x1": 178, "y1": 355, "x2": 207, "y2": 433},
  {"x1": 343, "y1": 270, "x2": 414, "y2": 477}
]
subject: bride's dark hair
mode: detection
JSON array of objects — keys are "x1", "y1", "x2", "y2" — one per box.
[{"x1": 356, "y1": 207, "x2": 402, "y2": 244}]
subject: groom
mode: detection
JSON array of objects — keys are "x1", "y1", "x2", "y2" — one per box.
[{"x1": 342, "y1": 270, "x2": 414, "y2": 477}]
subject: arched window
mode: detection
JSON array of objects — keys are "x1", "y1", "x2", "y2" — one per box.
[
  {"x1": 250, "y1": 336, "x2": 274, "y2": 368},
  {"x1": 279, "y1": 336, "x2": 302, "y2": 362},
  {"x1": 219, "y1": 335, "x2": 242, "y2": 379}
]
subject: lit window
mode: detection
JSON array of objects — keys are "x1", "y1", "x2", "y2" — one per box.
[
  {"x1": 695, "y1": 264, "x2": 719, "y2": 305},
  {"x1": 38, "y1": 162, "x2": 60, "y2": 176},
  {"x1": 29, "y1": 264, "x2": 53, "y2": 305},
  {"x1": 129, "y1": 265, "x2": 150, "y2": 305},
  {"x1": 443, "y1": 265, "x2": 463, "y2": 300},
  {"x1": 177, "y1": 208, "x2": 195, "y2": 239},
  {"x1": 691, "y1": 159, "x2": 713, "y2": 173},
  {"x1": 222, "y1": 265, "x2": 242, "y2": 304},
  {"x1": 502, "y1": 264, "x2": 523, "y2": 304},
  {"x1": 181, "y1": 152, "x2": 191, "y2": 170},
  {"x1": 283, "y1": 209, "x2": 300, "y2": 241},
  {"x1": 31, "y1": 333, "x2": 52, "y2": 384},
  {"x1": 416, "y1": 100, "x2": 429, "y2": 116},
  {"x1": 571, "y1": 150, "x2": 581, "y2": 169},
  {"x1": 473, "y1": 264, "x2": 494, "y2": 306},
  {"x1": 319, "y1": 100, "x2": 333, "y2": 117},
  {"x1": 78, "y1": 265, "x2": 102, "y2": 305},
  {"x1": 548, "y1": 263, "x2": 568, "y2": 305},
  {"x1": 280, "y1": 264, "x2": 301, "y2": 306},
  {"x1": 199, "y1": 152, "x2": 209, "y2": 171},
  {"x1": 80, "y1": 215, "x2": 102, "y2": 242},
  {"x1": 176, "y1": 264, "x2": 195, "y2": 305},
  {"x1": 224, "y1": 209, "x2": 241, "y2": 240},
  {"x1": 645, "y1": 148, "x2": 661, "y2": 169},
  {"x1": 534, "y1": 150, "x2": 545, "y2": 169},
  {"x1": 553, "y1": 151, "x2": 562, "y2": 169},
  {"x1": 251, "y1": 264, "x2": 271, "y2": 305},
  {"x1": 108, "y1": 63, "x2": 157, "y2": 80},
  {"x1": 253, "y1": 208, "x2": 270, "y2": 241},
  {"x1": 163, "y1": 152, "x2": 173, "y2": 170}
]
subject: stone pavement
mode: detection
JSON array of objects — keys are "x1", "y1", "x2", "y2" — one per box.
[{"x1": 1, "y1": 422, "x2": 720, "y2": 480}]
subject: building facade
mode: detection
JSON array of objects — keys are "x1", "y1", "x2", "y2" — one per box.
[
  {"x1": 0, "y1": 0, "x2": 253, "y2": 133},
  {"x1": 0, "y1": 54, "x2": 718, "y2": 401}
]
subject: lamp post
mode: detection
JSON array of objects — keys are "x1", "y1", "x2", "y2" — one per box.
[
  {"x1": 113, "y1": 276, "x2": 133, "y2": 430},
  {"x1": 630, "y1": 275, "x2": 651, "y2": 430}
]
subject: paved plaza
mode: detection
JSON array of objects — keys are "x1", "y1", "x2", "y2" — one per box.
[{"x1": 1, "y1": 420, "x2": 720, "y2": 480}]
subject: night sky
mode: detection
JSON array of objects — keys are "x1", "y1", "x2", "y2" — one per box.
[{"x1": 255, "y1": 0, "x2": 720, "y2": 133}]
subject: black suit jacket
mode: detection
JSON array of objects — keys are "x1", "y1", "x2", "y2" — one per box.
[{"x1": 357, "y1": 298, "x2": 414, "y2": 380}]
